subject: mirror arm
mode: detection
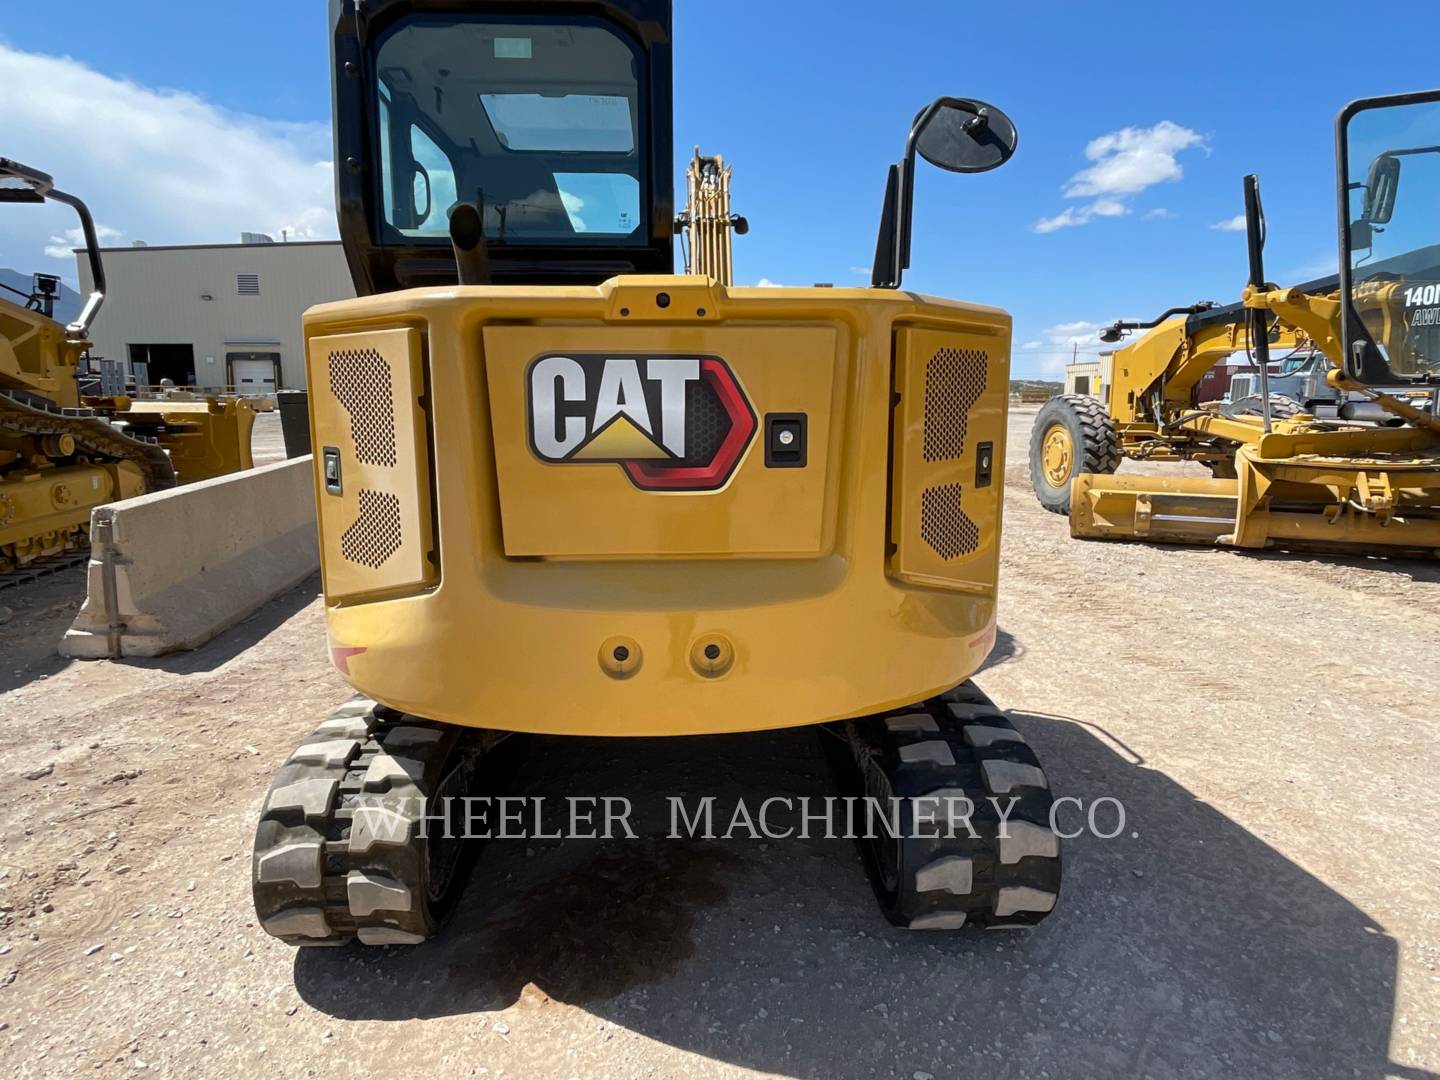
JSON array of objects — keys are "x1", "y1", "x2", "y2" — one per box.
[
  {"x1": 1243, "y1": 173, "x2": 1274, "y2": 432},
  {"x1": 864, "y1": 96, "x2": 1002, "y2": 292},
  {"x1": 894, "y1": 111, "x2": 927, "y2": 282},
  {"x1": 1098, "y1": 303, "x2": 1216, "y2": 343},
  {"x1": 0, "y1": 159, "x2": 104, "y2": 338},
  {"x1": 48, "y1": 186, "x2": 106, "y2": 339},
  {"x1": 870, "y1": 165, "x2": 901, "y2": 288},
  {"x1": 891, "y1": 98, "x2": 988, "y2": 289}
]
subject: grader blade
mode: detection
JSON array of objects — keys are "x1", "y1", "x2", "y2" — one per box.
[{"x1": 1070, "y1": 472, "x2": 1239, "y2": 545}]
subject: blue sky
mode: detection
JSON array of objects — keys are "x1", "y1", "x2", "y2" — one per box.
[{"x1": 2, "y1": 1, "x2": 1438, "y2": 377}]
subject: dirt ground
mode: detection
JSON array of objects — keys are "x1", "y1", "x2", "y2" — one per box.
[{"x1": 1, "y1": 407, "x2": 1437, "y2": 1079}]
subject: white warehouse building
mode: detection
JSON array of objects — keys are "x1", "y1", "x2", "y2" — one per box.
[{"x1": 75, "y1": 239, "x2": 356, "y2": 392}]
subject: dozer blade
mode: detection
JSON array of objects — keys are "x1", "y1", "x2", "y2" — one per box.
[{"x1": 1070, "y1": 472, "x2": 1238, "y2": 545}]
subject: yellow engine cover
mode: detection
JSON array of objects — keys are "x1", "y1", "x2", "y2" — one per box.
[{"x1": 304, "y1": 276, "x2": 1010, "y2": 736}]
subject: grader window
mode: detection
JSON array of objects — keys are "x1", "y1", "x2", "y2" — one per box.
[
  {"x1": 1341, "y1": 92, "x2": 1440, "y2": 382},
  {"x1": 372, "y1": 16, "x2": 647, "y2": 244}
]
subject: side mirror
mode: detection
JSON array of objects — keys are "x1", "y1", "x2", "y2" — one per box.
[
  {"x1": 1348, "y1": 217, "x2": 1373, "y2": 250},
  {"x1": 1362, "y1": 153, "x2": 1400, "y2": 223},
  {"x1": 915, "y1": 99, "x2": 1018, "y2": 175},
  {"x1": 871, "y1": 97, "x2": 1018, "y2": 288}
]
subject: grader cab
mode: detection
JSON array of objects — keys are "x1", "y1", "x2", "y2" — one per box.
[{"x1": 1030, "y1": 89, "x2": 1440, "y2": 557}]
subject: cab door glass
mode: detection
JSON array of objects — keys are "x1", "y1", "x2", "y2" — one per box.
[{"x1": 1345, "y1": 99, "x2": 1440, "y2": 378}]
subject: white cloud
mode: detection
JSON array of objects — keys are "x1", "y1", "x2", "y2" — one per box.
[
  {"x1": 755, "y1": 277, "x2": 783, "y2": 287},
  {"x1": 1035, "y1": 120, "x2": 1205, "y2": 234},
  {"x1": 1046, "y1": 320, "x2": 1108, "y2": 348},
  {"x1": 0, "y1": 44, "x2": 336, "y2": 280},
  {"x1": 1064, "y1": 121, "x2": 1206, "y2": 198},
  {"x1": 1283, "y1": 255, "x2": 1338, "y2": 281},
  {"x1": 1033, "y1": 209, "x2": 1086, "y2": 234},
  {"x1": 44, "y1": 223, "x2": 122, "y2": 259},
  {"x1": 558, "y1": 191, "x2": 587, "y2": 231},
  {"x1": 1022, "y1": 320, "x2": 1113, "y2": 377},
  {"x1": 1209, "y1": 215, "x2": 1246, "y2": 232},
  {"x1": 1143, "y1": 207, "x2": 1174, "y2": 220},
  {"x1": 1034, "y1": 198, "x2": 1128, "y2": 233},
  {"x1": 849, "y1": 265, "x2": 870, "y2": 276}
]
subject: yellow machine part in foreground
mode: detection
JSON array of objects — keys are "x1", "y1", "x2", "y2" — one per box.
[{"x1": 305, "y1": 276, "x2": 1010, "y2": 736}]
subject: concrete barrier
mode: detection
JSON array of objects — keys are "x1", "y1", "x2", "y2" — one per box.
[{"x1": 61, "y1": 457, "x2": 318, "y2": 658}]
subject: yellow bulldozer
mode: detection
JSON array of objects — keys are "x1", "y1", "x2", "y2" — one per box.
[
  {"x1": 252, "y1": 0, "x2": 1060, "y2": 946},
  {"x1": 0, "y1": 158, "x2": 257, "y2": 577},
  {"x1": 1029, "y1": 90, "x2": 1440, "y2": 557}
]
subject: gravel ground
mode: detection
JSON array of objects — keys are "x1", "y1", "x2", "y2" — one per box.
[{"x1": 0, "y1": 407, "x2": 1436, "y2": 1079}]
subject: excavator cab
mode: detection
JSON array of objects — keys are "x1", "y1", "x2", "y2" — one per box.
[
  {"x1": 330, "y1": 0, "x2": 674, "y2": 291},
  {"x1": 1339, "y1": 89, "x2": 1440, "y2": 385}
]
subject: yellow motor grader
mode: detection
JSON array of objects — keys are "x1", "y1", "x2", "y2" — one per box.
[
  {"x1": 252, "y1": 0, "x2": 1061, "y2": 946},
  {"x1": 1030, "y1": 89, "x2": 1440, "y2": 557},
  {"x1": 0, "y1": 158, "x2": 256, "y2": 576}
]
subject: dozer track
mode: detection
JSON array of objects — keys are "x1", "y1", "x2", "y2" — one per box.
[
  {"x1": 253, "y1": 698, "x2": 501, "y2": 946},
  {"x1": 828, "y1": 680, "x2": 1061, "y2": 929},
  {"x1": 1, "y1": 389, "x2": 177, "y2": 574},
  {"x1": 0, "y1": 389, "x2": 176, "y2": 493}
]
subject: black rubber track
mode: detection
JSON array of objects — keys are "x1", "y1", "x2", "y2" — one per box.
[
  {"x1": 252, "y1": 698, "x2": 496, "y2": 946},
  {"x1": 826, "y1": 681, "x2": 1061, "y2": 930},
  {"x1": 1029, "y1": 393, "x2": 1121, "y2": 515}
]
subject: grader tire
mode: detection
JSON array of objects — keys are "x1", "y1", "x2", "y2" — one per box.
[
  {"x1": 1225, "y1": 394, "x2": 1303, "y2": 421},
  {"x1": 1029, "y1": 394, "x2": 1121, "y2": 514}
]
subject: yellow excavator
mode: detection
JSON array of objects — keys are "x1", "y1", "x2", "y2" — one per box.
[
  {"x1": 0, "y1": 158, "x2": 257, "y2": 577},
  {"x1": 1030, "y1": 89, "x2": 1440, "y2": 556},
  {"x1": 252, "y1": 0, "x2": 1060, "y2": 946}
]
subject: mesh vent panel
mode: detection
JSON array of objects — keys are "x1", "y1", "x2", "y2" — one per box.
[
  {"x1": 329, "y1": 348, "x2": 397, "y2": 467},
  {"x1": 679, "y1": 376, "x2": 731, "y2": 465},
  {"x1": 341, "y1": 489, "x2": 403, "y2": 568},
  {"x1": 923, "y1": 347, "x2": 987, "y2": 462},
  {"x1": 920, "y1": 483, "x2": 980, "y2": 560}
]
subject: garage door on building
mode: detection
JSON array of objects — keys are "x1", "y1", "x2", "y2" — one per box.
[{"x1": 227, "y1": 351, "x2": 281, "y2": 392}]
